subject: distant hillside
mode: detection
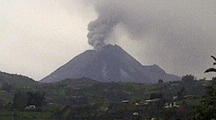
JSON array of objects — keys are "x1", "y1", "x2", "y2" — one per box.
[
  {"x1": 41, "y1": 44, "x2": 180, "y2": 83},
  {"x1": 38, "y1": 78, "x2": 210, "y2": 105},
  {"x1": 51, "y1": 77, "x2": 99, "y2": 88},
  {"x1": 0, "y1": 71, "x2": 38, "y2": 87}
]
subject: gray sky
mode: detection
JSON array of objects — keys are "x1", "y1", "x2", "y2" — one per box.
[{"x1": 1, "y1": 0, "x2": 216, "y2": 81}]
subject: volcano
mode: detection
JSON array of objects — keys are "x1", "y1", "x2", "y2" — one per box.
[{"x1": 40, "y1": 44, "x2": 180, "y2": 83}]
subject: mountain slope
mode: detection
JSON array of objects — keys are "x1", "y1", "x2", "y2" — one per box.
[
  {"x1": 0, "y1": 71, "x2": 38, "y2": 87},
  {"x1": 40, "y1": 45, "x2": 180, "y2": 83}
]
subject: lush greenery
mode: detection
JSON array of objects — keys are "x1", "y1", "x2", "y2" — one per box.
[
  {"x1": 0, "y1": 71, "x2": 213, "y2": 119},
  {"x1": 192, "y1": 56, "x2": 216, "y2": 120}
]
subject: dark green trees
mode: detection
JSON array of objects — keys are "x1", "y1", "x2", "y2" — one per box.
[
  {"x1": 150, "y1": 92, "x2": 163, "y2": 100},
  {"x1": 182, "y1": 74, "x2": 196, "y2": 83},
  {"x1": 192, "y1": 55, "x2": 216, "y2": 119},
  {"x1": 158, "y1": 79, "x2": 163, "y2": 83},
  {"x1": 26, "y1": 91, "x2": 45, "y2": 107},
  {"x1": 13, "y1": 91, "x2": 45, "y2": 109},
  {"x1": 13, "y1": 91, "x2": 28, "y2": 109},
  {"x1": 1, "y1": 83, "x2": 13, "y2": 92},
  {"x1": 192, "y1": 84, "x2": 216, "y2": 119}
]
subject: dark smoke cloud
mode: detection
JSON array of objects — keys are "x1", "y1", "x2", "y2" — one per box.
[{"x1": 84, "y1": 0, "x2": 216, "y2": 78}]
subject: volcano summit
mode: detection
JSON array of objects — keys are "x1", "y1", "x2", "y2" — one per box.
[{"x1": 40, "y1": 45, "x2": 180, "y2": 83}]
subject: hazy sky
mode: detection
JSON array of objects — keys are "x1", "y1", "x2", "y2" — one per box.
[{"x1": 1, "y1": 0, "x2": 216, "y2": 81}]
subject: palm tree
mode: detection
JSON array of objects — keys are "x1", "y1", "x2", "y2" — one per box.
[
  {"x1": 193, "y1": 55, "x2": 216, "y2": 119},
  {"x1": 204, "y1": 55, "x2": 216, "y2": 73}
]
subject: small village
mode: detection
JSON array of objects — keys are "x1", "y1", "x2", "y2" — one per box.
[{"x1": 0, "y1": 73, "x2": 214, "y2": 119}]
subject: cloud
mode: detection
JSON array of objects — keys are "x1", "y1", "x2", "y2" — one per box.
[
  {"x1": 0, "y1": 0, "x2": 93, "y2": 80},
  {"x1": 1, "y1": 0, "x2": 216, "y2": 80},
  {"x1": 83, "y1": 0, "x2": 216, "y2": 79}
]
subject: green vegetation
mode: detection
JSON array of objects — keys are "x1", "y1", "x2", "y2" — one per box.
[
  {"x1": 192, "y1": 56, "x2": 216, "y2": 119},
  {"x1": 0, "y1": 71, "x2": 38, "y2": 87},
  {"x1": 0, "y1": 70, "x2": 214, "y2": 119},
  {"x1": 0, "y1": 109, "x2": 53, "y2": 120}
]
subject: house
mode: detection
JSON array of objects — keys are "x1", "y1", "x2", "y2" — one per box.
[
  {"x1": 172, "y1": 102, "x2": 180, "y2": 107},
  {"x1": 122, "y1": 99, "x2": 129, "y2": 103},
  {"x1": 24, "y1": 105, "x2": 36, "y2": 110},
  {"x1": 164, "y1": 102, "x2": 180, "y2": 108},
  {"x1": 135, "y1": 103, "x2": 139, "y2": 105},
  {"x1": 133, "y1": 112, "x2": 139, "y2": 116},
  {"x1": 146, "y1": 98, "x2": 161, "y2": 102},
  {"x1": 173, "y1": 96, "x2": 178, "y2": 100},
  {"x1": 143, "y1": 98, "x2": 161, "y2": 105}
]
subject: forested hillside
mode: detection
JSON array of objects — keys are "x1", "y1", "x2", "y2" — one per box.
[
  {"x1": 0, "y1": 74, "x2": 213, "y2": 119},
  {"x1": 0, "y1": 71, "x2": 38, "y2": 87}
]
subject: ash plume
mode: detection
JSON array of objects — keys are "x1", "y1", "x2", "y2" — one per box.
[
  {"x1": 87, "y1": 2, "x2": 122, "y2": 49},
  {"x1": 83, "y1": 0, "x2": 216, "y2": 78}
]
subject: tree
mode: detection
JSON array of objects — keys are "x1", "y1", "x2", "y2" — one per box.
[
  {"x1": 212, "y1": 77, "x2": 216, "y2": 84},
  {"x1": 192, "y1": 84, "x2": 216, "y2": 119},
  {"x1": 13, "y1": 91, "x2": 45, "y2": 109},
  {"x1": 2, "y1": 83, "x2": 13, "y2": 92},
  {"x1": 192, "y1": 55, "x2": 216, "y2": 119},
  {"x1": 158, "y1": 79, "x2": 163, "y2": 83},
  {"x1": 182, "y1": 74, "x2": 196, "y2": 85},
  {"x1": 150, "y1": 92, "x2": 163, "y2": 100},
  {"x1": 26, "y1": 91, "x2": 45, "y2": 107},
  {"x1": 13, "y1": 91, "x2": 28, "y2": 109},
  {"x1": 204, "y1": 55, "x2": 216, "y2": 73},
  {"x1": 177, "y1": 87, "x2": 185, "y2": 98}
]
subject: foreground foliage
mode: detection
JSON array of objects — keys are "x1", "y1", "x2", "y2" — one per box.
[
  {"x1": 192, "y1": 56, "x2": 216, "y2": 119},
  {"x1": 0, "y1": 72, "x2": 213, "y2": 119},
  {"x1": 192, "y1": 83, "x2": 216, "y2": 119}
]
